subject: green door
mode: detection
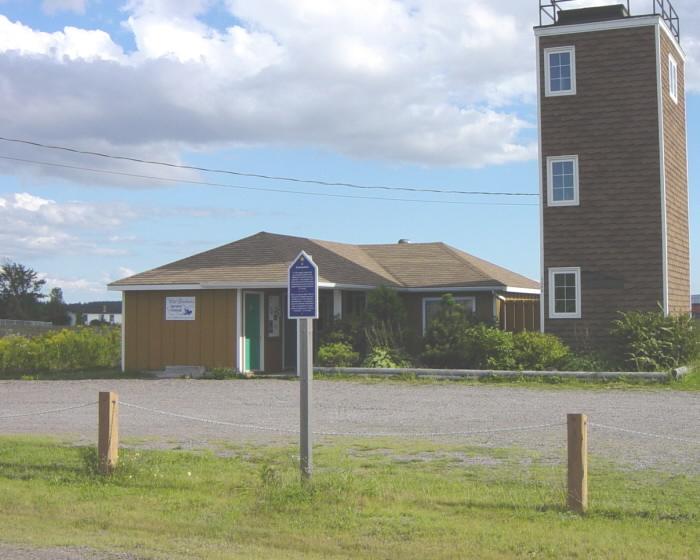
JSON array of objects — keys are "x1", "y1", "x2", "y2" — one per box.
[{"x1": 245, "y1": 293, "x2": 261, "y2": 371}]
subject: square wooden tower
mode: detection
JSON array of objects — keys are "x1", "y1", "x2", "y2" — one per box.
[{"x1": 535, "y1": 1, "x2": 690, "y2": 350}]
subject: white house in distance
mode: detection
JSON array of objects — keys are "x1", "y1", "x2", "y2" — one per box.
[{"x1": 67, "y1": 301, "x2": 123, "y2": 326}]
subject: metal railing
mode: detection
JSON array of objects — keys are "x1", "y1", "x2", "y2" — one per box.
[
  {"x1": 654, "y1": 0, "x2": 680, "y2": 40},
  {"x1": 539, "y1": 0, "x2": 681, "y2": 41},
  {"x1": 0, "y1": 319, "x2": 52, "y2": 328},
  {"x1": 539, "y1": 0, "x2": 631, "y2": 26}
]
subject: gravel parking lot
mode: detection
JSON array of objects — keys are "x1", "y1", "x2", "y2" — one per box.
[{"x1": 1, "y1": 379, "x2": 698, "y2": 472}]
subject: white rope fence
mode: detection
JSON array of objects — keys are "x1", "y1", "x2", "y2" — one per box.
[
  {"x1": 590, "y1": 422, "x2": 700, "y2": 445},
  {"x1": 1, "y1": 399, "x2": 698, "y2": 445},
  {"x1": 119, "y1": 400, "x2": 564, "y2": 437},
  {"x1": 0, "y1": 401, "x2": 97, "y2": 419}
]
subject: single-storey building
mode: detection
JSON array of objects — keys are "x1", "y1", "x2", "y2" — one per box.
[
  {"x1": 67, "y1": 301, "x2": 123, "y2": 326},
  {"x1": 109, "y1": 232, "x2": 539, "y2": 373}
]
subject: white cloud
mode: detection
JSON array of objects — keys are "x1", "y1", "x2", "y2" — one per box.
[
  {"x1": 0, "y1": 15, "x2": 124, "y2": 61},
  {"x1": 42, "y1": 0, "x2": 88, "y2": 16},
  {"x1": 39, "y1": 273, "x2": 105, "y2": 293},
  {"x1": 0, "y1": 1, "x2": 541, "y2": 170},
  {"x1": 0, "y1": 0, "x2": 696, "y2": 176},
  {"x1": 118, "y1": 266, "x2": 136, "y2": 277},
  {"x1": 0, "y1": 191, "x2": 254, "y2": 259}
]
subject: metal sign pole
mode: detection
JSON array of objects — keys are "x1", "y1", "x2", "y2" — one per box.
[
  {"x1": 299, "y1": 317, "x2": 313, "y2": 480},
  {"x1": 288, "y1": 250, "x2": 318, "y2": 483}
]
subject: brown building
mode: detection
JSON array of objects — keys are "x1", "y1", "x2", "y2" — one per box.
[
  {"x1": 109, "y1": 232, "x2": 539, "y2": 373},
  {"x1": 535, "y1": 1, "x2": 690, "y2": 349}
]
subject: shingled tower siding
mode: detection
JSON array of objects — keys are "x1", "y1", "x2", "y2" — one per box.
[{"x1": 536, "y1": 13, "x2": 690, "y2": 350}]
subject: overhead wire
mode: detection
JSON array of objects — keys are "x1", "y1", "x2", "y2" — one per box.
[
  {"x1": 0, "y1": 155, "x2": 538, "y2": 207},
  {"x1": 0, "y1": 136, "x2": 539, "y2": 198}
]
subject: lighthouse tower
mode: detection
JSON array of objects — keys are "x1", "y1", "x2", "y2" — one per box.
[{"x1": 535, "y1": 1, "x2": 690, "y2": 348}]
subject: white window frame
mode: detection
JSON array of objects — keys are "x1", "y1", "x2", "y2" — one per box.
[
  {"x1": 548, "y1": 267, "x2": 581, "y2": 320},
  {"x1": 422, "y1": 296, "x2": 475, "y2": 335},
  {"x1": 668, "y1": 55, "x2": 678, "y2": 104},
  {"x1": 544, "y1": 46, "x2": 576, "y2": 97},
  {"x1": 547, "y1": 155, "x2": 579, "y2": 207}
]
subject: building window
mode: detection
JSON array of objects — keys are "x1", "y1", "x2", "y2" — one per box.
[
  {"x1": 422, "y1": 296, "x2": 475, "y2": 335},
  {"x1": 548, "y1": 268, "x2": 581, "y2": 319},
  {"x1": 669, "y1": 55, "x2": 678, "y2": 103},
  {"x1": 544, "y1": 46, "x2": 576, "y2": 97},
  {"x1": 547, "y1": 155, "x2": 579, "y2": 206}
]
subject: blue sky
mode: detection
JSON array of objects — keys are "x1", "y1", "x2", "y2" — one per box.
[{"x1": 0, "y1": 0, "x2": 697, "y2": 302}]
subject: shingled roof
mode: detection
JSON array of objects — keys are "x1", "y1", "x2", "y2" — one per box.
[{"x1": 109, "y1": 232, "x2": 539, "y2": 291}]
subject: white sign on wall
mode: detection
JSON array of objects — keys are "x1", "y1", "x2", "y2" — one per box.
[
  {"x1": 268, "y1": 294, "x2": 281, "y2": 337},
  {"x1": 165, "y1": 296, "x2": 196, "y2": 321}
]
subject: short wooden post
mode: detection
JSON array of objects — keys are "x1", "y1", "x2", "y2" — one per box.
[
  {"x1": 567, "y1": 413, "x2": 588, "y2": 514},
  {"x1": 98, "y1": 391, "x2": 119, "y2": 474}
]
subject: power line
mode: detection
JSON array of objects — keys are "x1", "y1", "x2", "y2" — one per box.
[
  {"x1": 0, "y1": 155, "x2": 538, "y2": 207},
  {"x1": 0, "y1": 136, "x2": 539, "y2": 197}
]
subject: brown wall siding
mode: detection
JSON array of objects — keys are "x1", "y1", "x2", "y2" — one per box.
[
  {"x1": 124, "y1": 290, "x2": 236, "y2": 371},
  {"x1": 540, "y1": 26, "x2": 664, "y2": 348},
  {"x1": 661, "y1": 32, "x2": 691, "y2": 315}
]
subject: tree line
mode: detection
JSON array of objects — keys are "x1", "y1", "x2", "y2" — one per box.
[{"x1": 0, "y1": 261, "x2": 70, "y2": 325}]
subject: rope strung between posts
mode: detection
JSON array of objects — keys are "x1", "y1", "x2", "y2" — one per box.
[
  {"x1": 118, "y1": 400, "x2": 564, "y2": 437},
  {"x1": 590, "y1": 423, "x2": 700, "y2": 445},
  {"x1": 0, "y1": 401, "x2": 97, "y2": 419}
]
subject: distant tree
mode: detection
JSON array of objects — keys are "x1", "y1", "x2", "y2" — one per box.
[
  {"x1": 45, "y1": 287, "x2": 70, "y2": 326},
  {"x1": 0, "y1": 261, "x2": 46, "y2": 320}
]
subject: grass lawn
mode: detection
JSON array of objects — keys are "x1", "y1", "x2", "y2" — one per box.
[
  {"x1": 0, "y1": 369, "x2": 155, "y2": 381},
  {"x1": 315, "y1": 360, "x2": 700, "y2": 392},
  {"x1": 0, "y1": 437, "x2": 697, "y2": 559}
]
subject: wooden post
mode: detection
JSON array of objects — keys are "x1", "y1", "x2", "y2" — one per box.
[
  {"x1": 98, "y1": 391, "x2": 119, "y2": 474},
  {"x1": 567, "y1": 413, "x2": 588, "y2": 513}
]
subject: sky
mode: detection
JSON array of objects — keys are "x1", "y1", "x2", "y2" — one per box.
[{"x1": 0, "y1": 0, "x2": 697, "y2": 303}]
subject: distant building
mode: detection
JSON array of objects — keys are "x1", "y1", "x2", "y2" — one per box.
[
  {"x1": 67, "y1": 301, "x2": 122, "y2": 326},
  {"x1": 692, "y1": 295, "x2": 700, "y2": 320}
]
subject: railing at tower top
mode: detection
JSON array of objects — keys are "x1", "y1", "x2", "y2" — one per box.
[
  {"x1": 538, "y1": 1, "x2": 680, "y2": 42},
  {"x1": 654, "y1": 0, "x2": 680, "y2": 40},
  {"x1": 538, "y1": 0, "x2": 631, "y2": 26}
]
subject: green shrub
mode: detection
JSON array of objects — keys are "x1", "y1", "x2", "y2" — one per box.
[
  {"x1": 512, "y1": 331, "x2": 570, "y2": 370},
  {"x1": 466, "y1": 323, "x2": 515, "y2": 369},
  {"x1": 316, "y1": 342, "x2": 359, "y2": 368},
  {"x1": 561, "y1": 352, "x2": 611, "y2": 372},
  {"x1": 421, "y1": 295, "x2": 474, "y2": 368},
  {"x1": 362, "y1": 346, "x2": 412, "y2": 369},
  {"x1": 610, "y1": 310, "x2": 699, "y2": 371},
  {"x1": 0, "y1": 326, "x2": 120, "y2": 374}
]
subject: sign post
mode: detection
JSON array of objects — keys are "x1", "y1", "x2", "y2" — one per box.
[{"x1": 288, "y1": 251, "x2": 319, "y2": 481}]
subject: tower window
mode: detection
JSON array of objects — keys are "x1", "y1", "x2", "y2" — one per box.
[
  {"x1": 548, "y1": 268, "x2": 581, "y2": 319},
  {"x1": 669, "y1": 55, "x2": 678, "y2": 103},
  {"x1": 547, "y1": 155, "x2": 579, "y2": 207},
  {"x1": 544, "y1": 46, "x2": 576, "y2": 97}
]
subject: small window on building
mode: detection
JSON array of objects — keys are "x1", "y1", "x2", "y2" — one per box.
[
  {"x1": 547, "y1": 155, "x2": 579, "y2": 206},
  {"x1": 422, "y1": 296, "x2": 475, "y2": 335},
  {"x1": 548, "y1": 268, "x2": 581, "y2": 319},
  {"x1": 669, "y1": 55, "x2": 678, "y2": 103},
  {"x1": 545, "y1": 46, "x2": 576, "y2": 97},
  {"x1": 109, "y1": 314, "x2": 115, "y2": 323}
]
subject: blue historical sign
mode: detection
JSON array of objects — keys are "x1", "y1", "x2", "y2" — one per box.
[{"x1": 288, "y1": 251, "x2": 319, "y2": 319}]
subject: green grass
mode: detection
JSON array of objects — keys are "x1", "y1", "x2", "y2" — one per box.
[
  {"x1": 0, "y1": 437, "x2": 697, "y2": 559},
  {"x1": 0, "y1": 369, "x2": 155, "y2": 381},
  {"x1": 315, "y1": 368, "x2": 700, "y2": 391}
]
